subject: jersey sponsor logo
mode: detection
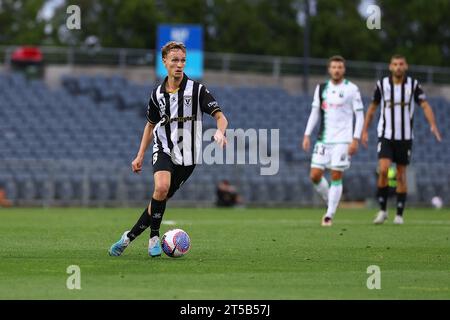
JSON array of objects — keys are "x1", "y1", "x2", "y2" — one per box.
[
  {"x1": 385, "y1": 100, "x2": 409, "y2": 108},
  {"x1": 323, "y1": 102, "x2": 344, "y2": 110},
  {"x1": 170, "y1": 115, "x2": 196, "y2": 123},
  {"x1": 159, "y1": 115, "x2": 197, "y2": 126}
]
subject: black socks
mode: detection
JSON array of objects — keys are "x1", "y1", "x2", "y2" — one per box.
[
  {"x1": 396, "y1": 193, "x2": 407, "y2": 216},
  {"x1": 377, "y1": 186, "x2": 389, "y2": 211},
  {"x1": 127, "y1": 198, "x2": 167, "y2": 241},
  {"x1": 127, "y1": 208, "x2": 152, "y2": 241},
  {"x1": 150, "y1": 198, "x2": 167, "y2": 238}
]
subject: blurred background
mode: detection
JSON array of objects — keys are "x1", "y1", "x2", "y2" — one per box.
[{"x1": 0, "y1": 0, "x2": 449, "y2": 208}]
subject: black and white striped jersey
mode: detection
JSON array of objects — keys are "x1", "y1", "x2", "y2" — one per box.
[
  {"x1": 372, "y1": 76, "x2": 426, "y2": 141},
  {"x1": 146, "y1": 73, "x2": 222, "y2": 166}
]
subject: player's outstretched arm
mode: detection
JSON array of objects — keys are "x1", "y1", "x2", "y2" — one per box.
[
  {"x1": 132, "y1": 122, "x2": 155, "y2": 173},
  {"x1": 420, "y1": 100, "x2": 442, "y2": 142},
  {"x1": 213, "y1": 111, "x2": 228, "y2": 148},
  {"x1": 361, "y1": 101, "x2": 379, "y2": 148}
]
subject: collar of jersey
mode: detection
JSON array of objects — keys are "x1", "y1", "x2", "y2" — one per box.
[
  {"x1": 167, "y1": 87, "x2": 180, "y2": 94},
  {"x1": 328, "y1": 79, "x2": 348, "y2": 87},
  {"x1": 161, "y1": 73, "x2": 189, "y2": 93},
  {"x1": 389, "y1": 75, "x2": 408, "y2": 85}
]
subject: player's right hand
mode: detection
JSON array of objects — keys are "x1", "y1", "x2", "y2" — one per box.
[
  {"x1": 302, "y1": 135, "x2": 310, "y2": 152},
  {"x1": 361, "y1": 131, "x2": 369, "y2": 148},
  {"x1": 132, "y1": 156, "x2": 144, "y2": 173}
]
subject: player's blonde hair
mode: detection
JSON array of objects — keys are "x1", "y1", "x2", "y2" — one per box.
[{"x1": 161, "y1": 41, "x2": 186, "y2": 59}]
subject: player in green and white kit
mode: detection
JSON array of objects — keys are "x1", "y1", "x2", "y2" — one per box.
[{"x1": 302, "y1": 56, "x2": 364, "y2": 226}]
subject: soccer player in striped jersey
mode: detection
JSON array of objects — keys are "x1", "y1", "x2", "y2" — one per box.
[
  {"x1": 302, "y1": 55, "x2": 364, "y2": 227},
  {"x1": 362, "y1": 54, "x2": 442, "y2": 225},
  {"x1": 109, "y1": 41, "x2": 228, "y2": 257}
]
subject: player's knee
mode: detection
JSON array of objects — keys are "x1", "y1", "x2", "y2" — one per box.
[
  {"x1": 331, "y1": 171, "x2": 343, "y2": 181},
  {"x1": 310, "y1": 172, "x2": 322, "y2": 184},
  {"x1": 378, "y1": 166, "x2": 389, "y2": 177},
  {"x1": 154, "y1": 183, "x2": 170, "y2": 199}
]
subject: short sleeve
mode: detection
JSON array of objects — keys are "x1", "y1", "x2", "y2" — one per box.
[
  {"x1": 200, "y1": 85, "x2": 222, "y2": 116},
  {"x1": 414, "y1": 80, "x2": 426, "y2": 104},
  {"x1": 372, "y1": 82, "x2": 381, "y2": 103},
  {"x1": 312, "y1": 84, "x2": 320, "y2": 108},
  {"x1": 146, "y1": 91, "x2": 161, "y2": 124}
]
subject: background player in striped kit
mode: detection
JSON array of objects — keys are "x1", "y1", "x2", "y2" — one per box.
[
  {"x1": 362, "y1": 54, "x2": 442, "y2": 225},
  {"x1": 302, "y1": 56, "x2": 364, "y2": 226},
  {"x1": 109, "y1": 41, "x2": 228, "y2": 256}
]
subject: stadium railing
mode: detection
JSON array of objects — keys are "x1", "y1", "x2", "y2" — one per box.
[{"x1": 1, "y1": 45, "x2": 450, "y2": 85}]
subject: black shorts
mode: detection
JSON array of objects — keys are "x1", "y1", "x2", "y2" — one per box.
[
  {"x1": 152, "y1": 151, "x2": 195, "y2": 198},
  {"x1": 377, "y1": 138, "x2": 412, "y2": 165}
]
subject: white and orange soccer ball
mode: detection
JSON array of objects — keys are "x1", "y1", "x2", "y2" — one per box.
[{"x1": 162, "y1": 229, "x2": 191, "y2": 258}]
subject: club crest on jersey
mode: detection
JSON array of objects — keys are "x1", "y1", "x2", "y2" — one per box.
[{"x1": 184, "y1": 96, "x2": 192, "y2": 108}]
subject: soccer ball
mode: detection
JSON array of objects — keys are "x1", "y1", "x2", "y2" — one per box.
[
  {"x1": 431, "y1": 196, "x2": 443, "y2": 209},
  {"x1": 162, "y1": 229, "x2": 191, "y2": 258}
]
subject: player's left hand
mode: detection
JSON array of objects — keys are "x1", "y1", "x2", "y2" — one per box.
[
  {"x1": 214, "y1": 129, "x2": 227, "y2": 148},
  {"x1": 430, "y1": 125, "x2": 442, "y2": 142},
  {"x1": 348, "y1": 139, "x2": 359, "y2": 156}
]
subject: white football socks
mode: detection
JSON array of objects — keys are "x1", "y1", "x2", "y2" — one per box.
[
  {"x1": 326, "y1": 180, "x2": 343, "y2": 219},
  {"x1": 313, "y1": 177, "x2": 329, "y2": 202}
]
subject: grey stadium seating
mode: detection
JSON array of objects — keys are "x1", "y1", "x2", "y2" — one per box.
[{"x1": 0, "y1": 72, "x2": 449, "y2": 206}]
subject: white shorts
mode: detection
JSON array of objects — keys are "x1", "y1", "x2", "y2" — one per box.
[{"x1": 311, "y1": 142, "x2": 351, "y2": 171}]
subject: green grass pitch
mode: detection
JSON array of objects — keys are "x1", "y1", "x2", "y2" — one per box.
[{"x1": 0, "y1": 207, "x2": 449, "y2": 299}]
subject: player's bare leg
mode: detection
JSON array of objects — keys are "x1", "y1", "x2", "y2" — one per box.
[
  {"x1": 393, "y1": 164, "x2": 407, "y2": 224},
  {"x1": 374, "y1": 158, "x2": 391, "y2": 224}
]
